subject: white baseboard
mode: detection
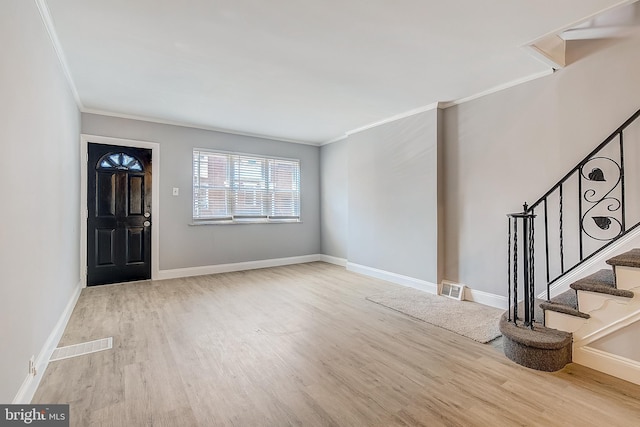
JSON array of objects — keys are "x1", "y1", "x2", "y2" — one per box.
[
  {"x1": 156, "y1": 254, "x2": 322, "y2": 280},
  {"x1": 573, "y1": 346, "x2": 640, "y2": 386},
  {"x1": 346, "y1": 262, "x2": 438, "y2": 294},
  {"x1": 464, "y1": 288, "x2": 509, "y2": 310},
  {"x1": 13, "y1": 281, "x2": 82, "y2": 404},
  {"x1": 320, "y1": 255, "x2": 347, "y2": 267}
]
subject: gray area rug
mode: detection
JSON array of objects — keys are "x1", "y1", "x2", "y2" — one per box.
[{"x1": 366, "y1": 287, "x2": 503, "y2": 343}]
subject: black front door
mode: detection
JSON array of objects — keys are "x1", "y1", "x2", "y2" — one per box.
[{"x1": 87, "y1": 143, "x2": 152, "y2": 286}]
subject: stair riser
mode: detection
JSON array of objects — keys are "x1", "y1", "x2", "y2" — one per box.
[
  {"x1": 576, "y1": 291, "x2": 632, "y2": 313},
  {"x1": 545, "y1": 310, "x2": 587, "y2": 333},
  {"x1": 613, "y1": 266, "x2": 640, "y2": 290},
  {"x1": 503, "y1": 335, "x2": 572, "y2": 372},
  {"x1": 572, "y1": 300, "x2": 631, "y2": 340}
]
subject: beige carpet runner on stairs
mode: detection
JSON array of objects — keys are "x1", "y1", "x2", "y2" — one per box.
[{"x1": 366, "y1": 286, "x2": 503, "y2": 343}]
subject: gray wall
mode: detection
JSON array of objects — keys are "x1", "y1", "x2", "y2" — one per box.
[
  {"x1": 443, "y1": 35, "x2": 640, "y2": 296},
  {"x1": 320, "y1": 139, "x2": 348, "y2": 258},
  {"x1": 591, "y1": 321, "x2": 640, "y2": 362},
  {"x1": 320, "y1": 35, "x2": 640, "y2": 297},
  {"x1": 321, "y1": 110, "x2": 440, "y2": 283},
  {"x1": 81, "y1": 114, "x2": 321, "y2": 270},
  {"x1": 0, "y1": 1, "x2": 81, "y2": 402}
]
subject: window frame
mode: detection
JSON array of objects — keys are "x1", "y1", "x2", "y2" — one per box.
[{"x1": 192, "y1": 148, "x2": 301, "y2": 225}]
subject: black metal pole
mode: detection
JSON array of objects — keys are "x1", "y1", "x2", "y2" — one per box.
[
  {"x1": 620, "y1": 131, "x2": 626, "y2": 232},
  {"x1": 529, "y1": 214, "x2": 535, "y2": 329},
  {"x1": 560, "y1": 183, "x2": 565, "y2": 273},
  {"x1": 507, "y1": 218, "x2": 512, "y2": 322},
  {"x1": 513, "y1": 217, "x2": 518, "y2": 326},
  {"x1": 543, "y1": 197, "x2": 550, "y2": 301},
  {"x1": 578, "y1": 168, "x2": 584, "y2": 261},
  {"x1": 522, "y1": 203, "x2": 530, "y2": 326}
]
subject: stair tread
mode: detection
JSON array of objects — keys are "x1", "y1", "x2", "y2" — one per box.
[
  {"x1": 606, "y1": 248, "x2": 640, "y2": 268},
  {"x1": 499, "y1": 314, "x2": 572, "y2": 350},
  {"x1": 550, "y1": 289, "x2": 578, "y2": 307},
  {"x1": 540, "y1": 290, "x2": 590, "y2": 319},
  {"x1": 570, "y1": 269, "x2": 634, "y2": 298}
]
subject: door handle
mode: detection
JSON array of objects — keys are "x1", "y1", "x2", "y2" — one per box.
[{"x1": 144, "y1": 221, "x2": 151, "y2": 227}]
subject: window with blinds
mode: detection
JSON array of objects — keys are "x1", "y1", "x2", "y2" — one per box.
[{"x1": 193, "y1": 149, "x2": 301, "y2": 223}]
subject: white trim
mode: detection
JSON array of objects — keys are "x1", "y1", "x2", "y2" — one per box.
[
  {"x1": 344, "y1": 102, "x2": 440, "y2": 138},
  {"x1": 13, "y1": 282, "x2": 82, "y2": 404},
  {"x1": 81, "y1": 108, "x2": 320, "y2": 147},
  {"x1": 575, "y1": 305, "x2": 640, "y2": 347},
  {"x1": 321, "y1": 68, "x2": 555, "y2": 144},
  {"x1": 320, "y1": 255, "x2": 347, "y2": 267},
  {"x1": 464, "y1": 288, "x2": 509, "y2": 310},
  {"x1": 321, "y1": 134, "x2": 348, "y2": 146},
  {"x1": 156, "y1": 255, "x2": 322, "y2": 280},
  {"x1": 80, "y1": 134, "x2": 161, "y2": 286},
  {"x1": 573, "y1": 346, "x2": 640, "y2": 386},
  {"x1": 439, "y1": 69, "x2": 554, "y2": 109},
  {"x1": 524, "y1": 43, "x2": 565, "y2": 70},
  {"x1": 536, "y1": 226, "x2": 640, "y2": 300},
  {"x1": 320, "y1": 102, "x2": 441, "y2": 145},
  {"x1": 523, "y1": 0, "x2": 638, "y2": 49},
  {"x1": 346, "y1": 262, "x2": 438, "y2": 294},
  {"x1": 34, "y1": 0, "x2": 83, "y2": 110}
]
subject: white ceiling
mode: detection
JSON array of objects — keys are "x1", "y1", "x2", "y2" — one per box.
[{"x1": 43, "y1": 0, "x2": 634, "y2": 144}]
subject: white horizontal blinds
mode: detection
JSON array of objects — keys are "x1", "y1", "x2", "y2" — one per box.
[
  {"x1": 269, "y1": 158, "x2": 300, "y2": 218},
  {"x1": 193, "y1": 150, "x2": 232, "y2": 219},
  {"x1": 193, "y1": 149, "x2": 300, "y2": 221},
  {"x1": 233, "y1": 155, "x2": 268, "y2": 218}
]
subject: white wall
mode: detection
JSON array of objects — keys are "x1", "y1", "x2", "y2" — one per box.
[
  {"x1": 0, "y1": 0, "x2": 81, "y2": 402},
  {"x1": 81, "y1": 114, "x2": 321, "y2": 271},
  {"x1": 443, "y1": 34, "x2": 640, "y2": 296}
]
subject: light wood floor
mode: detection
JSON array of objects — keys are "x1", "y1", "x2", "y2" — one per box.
[{"x1": 33, "y1": 262, "x2": 640, "y2": 426}]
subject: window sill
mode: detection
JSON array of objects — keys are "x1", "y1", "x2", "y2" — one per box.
[{"x1": 190, "y1": 219, "x2": 301, "y2": 226}]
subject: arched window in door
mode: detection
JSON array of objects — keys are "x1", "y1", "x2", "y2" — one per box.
[{"x1": 97, "y1": 152, "x2": 144, "y2": 171}]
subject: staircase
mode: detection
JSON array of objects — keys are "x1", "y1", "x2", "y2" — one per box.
[
  {"x1": 501, "y1": 108, "x2": 640, "y2": 384},
  {"x1": 501, "y1": 248, "x2": 640, "y2": 384}
]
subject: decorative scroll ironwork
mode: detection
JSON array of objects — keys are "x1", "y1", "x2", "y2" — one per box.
[
  {"x1": 508, "y1": 108, "x2": 640, "y2": 307},
  {"x1": 587, "y1": 167, "x2": 605, "y2": 181},
  {"x1": 580, "y1": 157, "x2": 623, "y2": 242}
]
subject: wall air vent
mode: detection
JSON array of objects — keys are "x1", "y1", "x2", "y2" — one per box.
[{"x1": 439, "y1": 281, "x2": 465, "y2": 301}]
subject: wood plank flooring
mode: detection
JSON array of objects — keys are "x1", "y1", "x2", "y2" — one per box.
[{"x1": 33, "y1": 262, "x2": 640, "y2": 426}]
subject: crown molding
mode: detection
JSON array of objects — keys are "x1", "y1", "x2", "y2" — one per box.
[
  {"x1": 439, "y1": 69, "x2": 554, "y2": 109},
  {"x1": 35, "y1": 0, "x2": 84, "y2": 110},
  {"x1": 321, "y1": 102, "x2": 441, "y2": 145},
  {"x1": 322, "y1": 66, "x2": 555, "y2": 145},
  {"x1": 81, "y1": 108, "x2": 322, "y2": 146}
]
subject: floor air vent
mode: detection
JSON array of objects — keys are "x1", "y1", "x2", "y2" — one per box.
[
  {"x1": 50, "y1": 337, "x2": 113, "y2": 361},
  {"x1": 439, "y1": 281, "x2": 465, "y2": 301}
]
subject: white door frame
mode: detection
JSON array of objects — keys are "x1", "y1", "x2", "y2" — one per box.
[{"x1": 80, "y1": 134, "x2": 160, "y2": 287}]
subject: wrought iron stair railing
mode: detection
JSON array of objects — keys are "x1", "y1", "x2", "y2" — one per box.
[{"x1": 507, "y1": 108, "x2": 640, "y2": 326}]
